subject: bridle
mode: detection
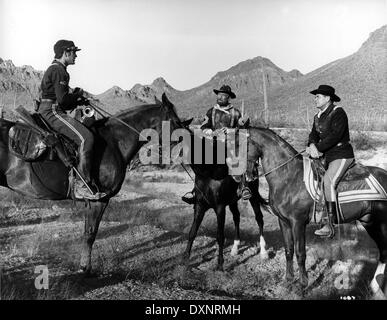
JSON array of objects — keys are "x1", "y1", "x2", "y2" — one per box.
[
  {"x1": 248, "y1": 137, "x2": 305, "y2": 177},
  {"x1": 259, "y1": 150, "x2": 306, "y2": 177},
  {"x1": 89, "y1": 100, "x2": 148, "y2": 140}
]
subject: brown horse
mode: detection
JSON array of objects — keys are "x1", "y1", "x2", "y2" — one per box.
[
  {"x1": 0, "y1": 93, "x2": 182, "y2": 274},
  {"x1": 247, "y1": 126, "x2": 387, "y2": 297}
]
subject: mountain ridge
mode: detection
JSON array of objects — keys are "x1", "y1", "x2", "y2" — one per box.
[{"x1": 1, "y1": 24, "x2": 385, "y2": 129}]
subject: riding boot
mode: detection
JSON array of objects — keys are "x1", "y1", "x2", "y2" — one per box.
[
  {"x1": 182, "y1": 188, "x2": 196, "y2": 205},
  {"x1": 314, "y1": 201, "x2": 336, "y2": 238},
  {"x1": 74, "y1": 151, "x2": 107, "y2": 200}
]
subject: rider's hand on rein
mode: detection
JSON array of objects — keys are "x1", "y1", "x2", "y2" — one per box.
[{"x1": 307, "y1": 144, "x2": 323, "y2": 159}]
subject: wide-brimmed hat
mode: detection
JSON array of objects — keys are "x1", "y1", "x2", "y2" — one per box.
[
  {"x1": 54, "y1": 40, "x2": 81, "y2": 57},
  {"x1": 310, "y1": 84, "x2": 340, "y2": 102},
  {"x1": 213, "y1": 85, "x2": 236, "y2": 99}
]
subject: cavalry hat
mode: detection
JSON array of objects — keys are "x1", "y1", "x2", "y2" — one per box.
[
  {"x1": 54, "y1": 40, "x2": 81, "y2": 56},
  {"x1": 310, "y1": 84, "x2": 341, "y2": 102},
  {"x1": 213, "y1": 85, "x2": 236, "y2": 99}
]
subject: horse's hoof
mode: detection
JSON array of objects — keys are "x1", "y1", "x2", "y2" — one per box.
[
  {"x1": 284, "y1": 278, "x2": 295, "y2": 290},
  {"x1": 215, "y1": 265, "x2": 224, "y2": 272},
  {"x1": 84, "y1": 270, "x2": 98, "y2": 278},
  {"x1": 284, "y1": 274, "x2": 295, "y2": 286},
  {"x1": 300, "y1": 277, "x2": 309, "y2": 289},
  {"x1": 260, "y1": 251, "x2": 269, "y2": 260},
  {"x1": 79, "y1": 265, "x2": 97, "y2": 278},
  {"x1": 78, "y1": 265, "x2": 91, "y2": 273},
  {"x1": 230, "y1": 248, "x2": 238, "y2": 256}
]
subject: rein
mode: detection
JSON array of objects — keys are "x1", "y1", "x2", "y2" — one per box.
[
  {"x1": 180, "y1": 163, "x2": 212, "y2": 206},
  {"x1": 89, "y1": 100, "x2": 148, "y2": 140},
  {"x1": 259, "y1": 149, "x2": 306, "y2": 177}
]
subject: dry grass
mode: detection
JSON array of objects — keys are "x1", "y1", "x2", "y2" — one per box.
[{"x1": 1, "y1": 138, "x2": 386, "y2": 300}]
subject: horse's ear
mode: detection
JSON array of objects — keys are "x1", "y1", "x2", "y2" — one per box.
[
  {"x1": 161, "y1": 92, "x2": 173, "y2": 110},
  {"x1": 181, "y1": 117, "x2": 193, "y2": 127},
  {"x1": 154, "y1": 95, "x2": 162, "y2": 105}
]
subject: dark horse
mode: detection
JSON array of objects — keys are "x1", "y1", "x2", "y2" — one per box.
[
  {"x1": 247, "y1": 126, "x2": 387, "y2": 297},
  {"x1": 0, "y1": 93, "x2": 182, "y2": 274},
  {"x1": 175, "y1": 123, "x2": 269, "y2": 271}
]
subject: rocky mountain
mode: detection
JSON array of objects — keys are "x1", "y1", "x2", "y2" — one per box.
[
  {"x1": 94, "y1": 85, "x2": 147, "y2": 114},
  {"x1": 130, "y1": 77, "x2": 179, "y2": 102},
  {"x1": 246, "y1": 24, "x2": 387, "y2": 130},
  {"x1": 97, "y1": 55, "x2": 303, "y2": 120},
  {"x1": 0, "y1": 58, "x2": 43, "y2": 119},
  {"x1": 0, "y1": 25, "x2": 385, "y2": 130},
  {"x1": 172, "y1": 56, "x2": 303, "y2": 120},
  {"x1": 95, "y1": 77, "x2": 180, "y2": 113}
]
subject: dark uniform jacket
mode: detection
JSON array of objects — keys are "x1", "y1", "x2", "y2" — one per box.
[
  {"x1": 40, "y1": 60, "x2": 82, "y2": 112},
  {"x1": 308, "y1": 103, "x2": 354, "y2": 164},
  {"x1": 200, "y1": 104, "x2": 243, "y2": 130}
]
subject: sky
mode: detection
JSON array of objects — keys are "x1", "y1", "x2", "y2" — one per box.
[{"x1": 1, "y1": 0, "x2": 386, "y2": 94}]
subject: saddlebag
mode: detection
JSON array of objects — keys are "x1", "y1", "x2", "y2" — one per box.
[{"x1": 8, "y1": 123, "x2": 48, "y2": 161}]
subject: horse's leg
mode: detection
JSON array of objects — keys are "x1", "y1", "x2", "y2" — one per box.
[
  {"x1": 278, "y1": 217, "x2": 294, "y2": 282},
  {"x1": 362, "y1": 223, "x2": 387, "y2": 299},
  {"x1": 360, "y1": 206, "x2": 387, "y2": 299},
  {"x1": 229, "y1": 202, "x2": 240, "y2": 256},
  {"x1": 291, "y1": 217, "x2": 308, "y2": 287},
  {"x1": 182, "y1": 201, "x2": 207, "y2": 268},
  {"x1": 371, "y1": 261, "x2": 387, "y2": 300},
  {"x1": 249, "y1": 182, "x2": 268, "y2": 259},
  {"x1": 215, "y1": 204, "x2": 226, "y2": 271},
  {"x1": 80, "y1": 200, "x2": 109, "y2": 275}
]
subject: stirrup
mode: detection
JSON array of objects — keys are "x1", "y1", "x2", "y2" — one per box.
[
  {"x1": 74, "y1": 180, "x2": 107, "y2": 201},
  {"x1": 182, "y1": 192, "x2": 195, "y2": 204},
  {"x1": 241, "y1": 187, "x2": 252, "y2": 200},
  {"x1": 314, "y1": 223, "x2": 335, "y2": 238}
]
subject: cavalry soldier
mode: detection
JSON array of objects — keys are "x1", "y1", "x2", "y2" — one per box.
[
  {"x1": 39, "y1": 39, "x2": 106, "y2": 200},
  {"x1": 182, "y1": 84, "x2": 252, "y2": 204},
  {"x1": 306, "y1": 85, "x2": 355, "y2": 237}
]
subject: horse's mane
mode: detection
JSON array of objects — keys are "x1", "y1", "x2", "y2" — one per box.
[
  {"x1": 116, "y1": 103, "x2": 160, "y2": 119},
  {"x1": 250, "y1": 126, "x2": 302, "y2": 158}
]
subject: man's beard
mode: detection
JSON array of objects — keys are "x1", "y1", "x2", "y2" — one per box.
[{"x1": 217, "y1": 99, "x2": 229, "y2": 107}]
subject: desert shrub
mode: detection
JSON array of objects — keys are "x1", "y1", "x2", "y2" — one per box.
[{"x1": 351, "y1": 131, "x2": 376, "y2": 151}]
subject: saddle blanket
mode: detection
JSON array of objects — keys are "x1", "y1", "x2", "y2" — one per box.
[{"x1": 303, "y1": 157, "x2": 387, "y2": 204}]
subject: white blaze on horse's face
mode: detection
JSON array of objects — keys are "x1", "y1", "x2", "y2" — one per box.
[{"x1": 314, "y1": 94, "x2": 331, "y2": 110}]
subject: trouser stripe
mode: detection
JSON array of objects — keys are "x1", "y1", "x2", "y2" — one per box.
[
  {"x1": 52, "y1": 105, "x2": 85, "y2": 152},
  {"x1": 330, "y1": 159, "x2": 347, "y2": 201}
]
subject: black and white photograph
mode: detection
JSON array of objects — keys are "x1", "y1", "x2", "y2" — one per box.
[{"x1": 0, "y1": 0, "x2": 386, "y2": 306}]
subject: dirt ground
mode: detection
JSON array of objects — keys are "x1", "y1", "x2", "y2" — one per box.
[{"x1": 0, "y1": 141, "x2": 386, "y2": 300}]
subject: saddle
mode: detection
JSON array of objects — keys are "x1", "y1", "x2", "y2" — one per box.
[
  {"x1": 305, "y1": 157, "x2": 387, "y2": 205},
  {"x1": 9, "y1": 106, "x2": 77, "y2": 166},
  {"x1": 310, "y1": 158, "x2": 369, "y2": 186}
]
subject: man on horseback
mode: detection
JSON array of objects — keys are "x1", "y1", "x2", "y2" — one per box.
[
  {"x1": 182, "y1": 84, "x2": 252, "y2": 204},
  {"x1": 306, "y1": 85, "x2": 355, "y2": 237},
  {"x1": 38, "y1": 40, "x2": 106, "y2": 200}
]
